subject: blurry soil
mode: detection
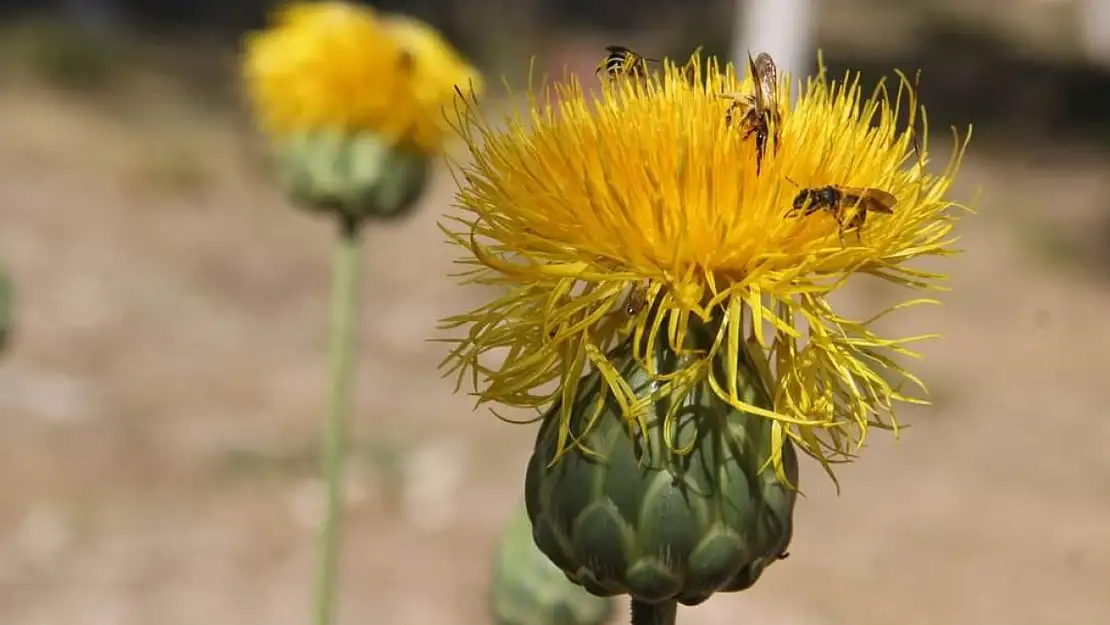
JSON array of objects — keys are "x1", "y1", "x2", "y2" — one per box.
[{"x1": 1, "y1": 71, "x2": 1110, "y2": 625}]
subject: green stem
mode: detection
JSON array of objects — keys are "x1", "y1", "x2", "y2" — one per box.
[
  {"x1": 313, "y1": 215, "x2": 362, "y2": 625},
  {"x1": 630, "y1": 599, "x2": 678, "y2": 625}
]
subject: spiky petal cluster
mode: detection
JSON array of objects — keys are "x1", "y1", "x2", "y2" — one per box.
[
  {"x1": 242, "y1": 0, "x2": 481, "y2": 155},
  {"x1": 440, "y1": 52, "x2": 970, "y2": 483}
]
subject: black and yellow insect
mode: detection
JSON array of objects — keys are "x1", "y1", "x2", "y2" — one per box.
[
  {"x1": 784, "y1": 182, "x2": 897, "y2": 243},
  {"x1": 596, "y1": 45, "x2": 659, "y2": 79},
  {"x1": 623, "y1": 281, "x2": 649, "y2": 316}
]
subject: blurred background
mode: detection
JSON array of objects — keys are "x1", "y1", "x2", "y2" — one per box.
[{"x1": 2, "y1": 0, "x2": 1110, "y2": 624}]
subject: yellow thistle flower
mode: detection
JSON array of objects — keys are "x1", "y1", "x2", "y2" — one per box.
[
  {"x1": 241, "y1": 1, "x2": 481, "y2": 220},
  {"x1": 440, "y1": 51, "x2": 971, "y2": 484},
  {"x1": 379, "y1": 14, "x2": 486, "y2": 153},
  {"x1": 242, "y1": 1, "x2": 481, "y2": 155}
]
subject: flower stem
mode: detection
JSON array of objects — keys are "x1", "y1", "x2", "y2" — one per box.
[
  {"x1": 313, "y1": 215, "x2": 362, "y2": 625},
  {"x1": 630, "y1": 599, "x2": 678, "y2": 625}
]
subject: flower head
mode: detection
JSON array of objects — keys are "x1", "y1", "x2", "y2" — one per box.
[
  {"x1": 440, "y1": 51, "x2": 970, "y2": 484},
  {"x1": 242, "y1": 0, "x2": 481, "y2": 155}
]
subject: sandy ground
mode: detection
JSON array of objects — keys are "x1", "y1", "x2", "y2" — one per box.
[{"x1": 1, "y1": 72, "x2": 1109, "y2": 625}]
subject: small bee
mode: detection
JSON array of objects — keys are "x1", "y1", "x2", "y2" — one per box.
[
  {"x1": 624, "y1": 281, "x2": 649, "y2": 315},
  {"x1": 597, "y1": 45, "x2": 658, "y2": 79},
  {"x1": 720, "y1": 52, "x2": 782, "y2": 175},
  {"x1": 397, "y1": 49, "x2": 415, "y2": 73},
  {"x1": 784, "y1": 181, "x2": 897, "y2": 244}
]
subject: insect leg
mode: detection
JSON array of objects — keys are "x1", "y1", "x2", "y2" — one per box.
[
  {"x1": 754, "y1": 126, "x2": 774, "y2": 175},
  {"x1": 835, "y1": 211, "x2": 852, "y2": 247},
  {"x1": 725, "y1": 101, "x2": 741, "y2": 126}
]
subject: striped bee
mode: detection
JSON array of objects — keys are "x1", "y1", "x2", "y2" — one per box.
[
  {"x1": 596, "y1": 45, "x2": 659, "y2": 79},
  {"x1": 784, "y1": 181, "x2": 897, "y2": 244}
]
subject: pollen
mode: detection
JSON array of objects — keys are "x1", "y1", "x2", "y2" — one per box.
[{"x1": 439, "y1": 51, "x2": 971, "y2": 484}]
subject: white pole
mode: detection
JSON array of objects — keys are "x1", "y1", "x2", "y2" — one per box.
[
  {"x1": 733, "y1": 0, "x2": 816, "y2": 91},
  {"x1": 1080, "y1": 0, "x2": 1110, "y2": 68}
]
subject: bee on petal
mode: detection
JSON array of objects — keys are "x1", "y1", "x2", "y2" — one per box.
[
  {"x1": 720, "y1": 52, "x2": 782, "y2": 175},
  {"x1": 597, "y1": 45, "x2": 659, "y2": 80},
  {"x1": 784, "y1": 181, "x2": 897, "y2": 245}
]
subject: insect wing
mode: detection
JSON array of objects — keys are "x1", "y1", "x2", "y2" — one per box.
[
  {"x1": 748, "y1": 52, "x2": 779, "y2": 112},
  {"x1": 840, "y1": 187, "x2": 897, "y2": 213}
]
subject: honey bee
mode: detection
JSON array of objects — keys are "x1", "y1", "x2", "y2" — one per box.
[
  {"x1": 784, "y1": 181, "x2": 897, "y2": 244},
  {"x1": 597, "y1": 45, "x2": 658, "y2": 79},
  {"x1": 720, "y1": 52, "x2": 782, "y2": 175}
]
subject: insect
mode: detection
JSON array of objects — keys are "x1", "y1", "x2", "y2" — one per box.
[
  {"x1": 624, "y1": 281, "x2": 649, "y2": 315},
  {"x1": 597, "y1": 45, "x2": 658, "y2": 79},
  {"x1": 720, "y1": 52, "x2": 782, "y2": 175},
  {"x1": 626, "y1": 280, "x2": 648, "y2": 315},
  {"x1": 784, "y1": 181, "x2": 897, "y2": 244},
  {"x1": 398, "y1": 49, "x2": 415, "y2": 73}
]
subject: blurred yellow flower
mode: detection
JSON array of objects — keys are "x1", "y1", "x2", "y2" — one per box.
[
  {"x1": 241, "y1": 0, "x2": 481, "y2": 155},
  {"x1": 440, "y1": 52, "x2": 971, "y2": 482}
]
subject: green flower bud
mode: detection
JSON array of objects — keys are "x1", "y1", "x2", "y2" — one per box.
[
  {"x1": 0, "y1": 266, "x2": 11, "y2": 352},
  {"x1": 490, "y1": 502, "x2": 614, "y2": 625},
  {"x1": 273, "y1": 130, "x2": 430, "y2": 222},
  {"x1": 524, "y1": 320, "x2": 797, "y2": 607}
]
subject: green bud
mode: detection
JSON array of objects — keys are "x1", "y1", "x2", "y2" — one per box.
[
  {"x1": 273, "y1": 130, "x2": 430, "y2": 222},
  {"x1": 490, "y1": 502, "x2": 614, "y2": 625},
  {"x1": 524, "y1": 319, "x2": 798, "y2": 607}
]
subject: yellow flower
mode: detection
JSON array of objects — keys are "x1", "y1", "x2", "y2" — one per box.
[
  {"x1": 241, "y1": 0, "x2": 481, "y2": 155},
  {"x1": 379, "y1": 14, "x2": 485, "y2": 152},
  {"x1": 440, "y1": 51, "x2": 971, "y2": 483}
]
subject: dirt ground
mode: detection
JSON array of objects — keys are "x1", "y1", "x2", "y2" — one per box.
[{"x1": 1, "y1": 67, "x2": 1109, "y2": 625}]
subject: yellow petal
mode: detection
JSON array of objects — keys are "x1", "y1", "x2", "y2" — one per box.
[
  {"x1": 241, "y1": 1, "x2": 480, "y2": 155},
  {"x1": 440, "y1": 50, "x2": 972, "y2": 482}
]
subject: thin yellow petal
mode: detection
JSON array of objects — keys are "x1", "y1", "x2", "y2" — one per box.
[
  {"x1": 440, "y1": 49, "x2": 971, "y2": 483},
  {"x1": 241, "y1": 1, "x2": 480, "y2": 155}
]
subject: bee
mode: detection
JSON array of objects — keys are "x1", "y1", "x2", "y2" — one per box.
[
  {"x1": 623, "y1": 281, "x2": 649, "y2": 315},
  {"x1": 397, "y1": 49, "x2": 415, "y2": 73},
  {"x1": 720, "y1": 52, "x2": 782, "y2": 175},
  {"x1": 597, "y1": 45, "x2": 658, "y2": 79},
  {"x1": 784, "y1": 181, "x2": 897, "y2": 244}
]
